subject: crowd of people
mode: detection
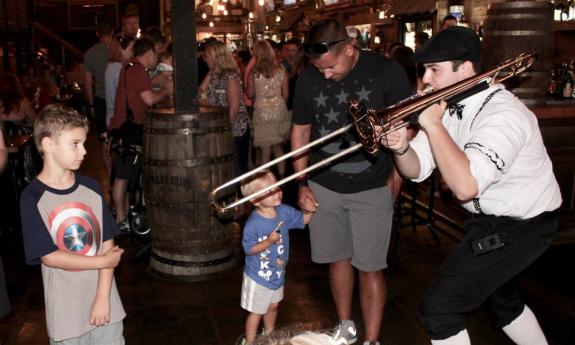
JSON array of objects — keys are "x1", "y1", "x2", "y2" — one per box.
[{"x1": 0, "y1": 11, "x2": 562, "y2": 345}]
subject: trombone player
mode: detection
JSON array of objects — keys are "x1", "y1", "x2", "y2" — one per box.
[
  {"x1": 291, "y1": 19, "x2": 411, "y2": 345},
  {"x1": 380, "y1": 26, "x2": 561, "y2": 345}
]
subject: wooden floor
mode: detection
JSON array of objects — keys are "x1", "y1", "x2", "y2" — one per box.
[{"x1": 0, "y1": 127, "x2": 574, "y2": 344}]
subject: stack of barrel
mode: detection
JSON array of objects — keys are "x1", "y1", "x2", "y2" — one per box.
[{"x1": 482, "y1": 0, "x2": 554, "y2": 102}]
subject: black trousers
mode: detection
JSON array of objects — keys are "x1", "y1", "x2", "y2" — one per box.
[
  {"x1": 94, "y1": 96, "x2": 107, "y2": 136},
  {"x1": 419, "y1": 211, "x2": 558, "y2": 340},
  {"x1": 234, "y1": 128, "x2": 250, "y2": 177}
]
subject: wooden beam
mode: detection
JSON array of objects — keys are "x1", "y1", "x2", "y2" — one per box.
[
  {"x1": 31, "y1": 21, "x2": 84, "y2": 60},
  {"x1": 172, "y1": 0, "x2": 198, "y2": 113}
]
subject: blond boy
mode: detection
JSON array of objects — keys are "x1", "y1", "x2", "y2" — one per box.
[{"x1": 240, "y1": 171, "x2": 313, "y2": 344}]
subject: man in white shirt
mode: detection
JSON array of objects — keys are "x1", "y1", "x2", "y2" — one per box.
[{"x1": 381, "y1": 26, "x2": 562, "y2": 345}]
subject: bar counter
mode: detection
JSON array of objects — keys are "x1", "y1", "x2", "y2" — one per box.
[{"x1": 532, "y1": 99, "x2": 575, "y2": 244}]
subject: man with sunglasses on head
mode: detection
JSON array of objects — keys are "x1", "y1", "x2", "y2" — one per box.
[
  {"x1": 381, "y1": 26, "x2": 561, "y2": 345},
  {"x1": 291, "y1": 19, "x2": 411, "y2": 345}
]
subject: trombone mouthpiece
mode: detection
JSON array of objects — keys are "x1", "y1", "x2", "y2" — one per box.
[{"x1": 421, "y1": 85, "x2": 434, "y2": 94}]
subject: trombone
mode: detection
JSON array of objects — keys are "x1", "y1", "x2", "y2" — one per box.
[{"x1": 209, "y1": 51, "x2": 536, "y2": 214}]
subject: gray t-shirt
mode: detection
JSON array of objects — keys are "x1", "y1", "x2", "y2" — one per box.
[
  {"x1": 84, "y1": 42, "x2": 109, "y2": 99},
  {"x1": 105, "y1": 61, "x2": 123, "y2": 125},
  {"x1": 20, "y1": 175, "x2": 125, "y2": 341}
]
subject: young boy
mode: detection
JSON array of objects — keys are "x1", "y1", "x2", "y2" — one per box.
[
  {"x1": 20, "y1": 105, "x2": 126, "y2": 344},
  {"x1": 240, "y1": 171, "x2": 313, "y2": 344}
]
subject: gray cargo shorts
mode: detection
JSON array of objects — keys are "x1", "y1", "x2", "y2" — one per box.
[{"x1": 308, "y1": 181, "x2": 394, "y2": 272}]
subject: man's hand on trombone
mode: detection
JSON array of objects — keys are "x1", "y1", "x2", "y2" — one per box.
[{"x1": 379, "y1": 121, "x2": 410, "y2": 155}]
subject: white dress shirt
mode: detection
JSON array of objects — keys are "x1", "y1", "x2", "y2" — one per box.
[{"x1": 410, "y1": 84, "x2": 562, "y2": 219}]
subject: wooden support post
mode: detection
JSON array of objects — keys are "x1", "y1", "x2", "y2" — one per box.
[{"x1": 172, "y1": 0, "x2": 198, "y2": 113}]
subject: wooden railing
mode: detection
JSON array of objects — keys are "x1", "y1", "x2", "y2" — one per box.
[{"x1": 31, "y1": 21, "x2": 84, "y2": 70}]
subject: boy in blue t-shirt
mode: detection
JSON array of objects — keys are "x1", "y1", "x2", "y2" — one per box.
[{"x1": 240, "y1": 170, "x2": 313, "y2": 344}]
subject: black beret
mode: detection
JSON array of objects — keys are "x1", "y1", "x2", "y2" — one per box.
[{"x1": 414, "y1": 26, "x2": 482, "y2": 64}]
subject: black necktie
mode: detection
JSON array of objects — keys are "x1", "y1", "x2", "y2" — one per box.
[{"x1": 448, "y1": 104, "x2": 465, "y2": 120}]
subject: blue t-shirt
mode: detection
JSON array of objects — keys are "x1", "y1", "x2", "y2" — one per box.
[{"x1": 242, "y1": 204, "x2": 305, "y2": 290}]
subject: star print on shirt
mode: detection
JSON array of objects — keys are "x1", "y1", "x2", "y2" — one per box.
[
  {"x1": 64, "y1": 224, "x2": 87, "y2": 252},
  {"x1": 318, "y1": 126, "x2": 331, "y2": 136},
  {"x1": 356, "y1": 86, "x2": 372, "y2": 102},
  {"x1": 335, "y1": 89, "x2": 350, "y2": 105},
  {"x1": 314, "y1": 91, "x2": 328, "y2": 108},
  {"x1": 323, "y1": 108, "x2": 339, "y2": 124}
]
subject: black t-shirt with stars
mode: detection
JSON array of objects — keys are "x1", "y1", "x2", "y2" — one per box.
[{"x1": 292, "y1": 50, "x2": 411, "y2": 193}]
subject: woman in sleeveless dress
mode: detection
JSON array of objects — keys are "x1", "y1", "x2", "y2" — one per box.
[
  {"x1": 246, "y1": 40, "x2": 290, "y2": 177},
  {"x1": 200, "y1": 41, "x2": 251, "y2": 176}
]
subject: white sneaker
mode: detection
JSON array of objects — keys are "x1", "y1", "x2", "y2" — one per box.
[
  {"x1": 332, "y1": 320, "x2": 358, "y2": 344},
  {"x1": 116, "y1": 218, "x2": 130, "y2": 235}
]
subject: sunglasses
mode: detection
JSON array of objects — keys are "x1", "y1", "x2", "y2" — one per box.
[{"x1": 302, "y1": 38, "x2": 347, "y2": 55}]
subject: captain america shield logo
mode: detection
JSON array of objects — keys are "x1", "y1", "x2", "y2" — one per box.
[{"x1": 48, "y1": 202, "x2": 101, "y2": 257}]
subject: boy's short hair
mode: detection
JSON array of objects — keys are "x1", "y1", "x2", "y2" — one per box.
[
  {"x1": 34, "y1": 105, "x2": 89, "y2": 154},
  {"x1": 143, "y1": 27, "x2": 167, "y2": 45},
  {"x1": 240, "y1": 170, "x2": 276, "y2": 198},
  {"x1": 132, "y1": 38, "x2": 156, "y2": 57}
]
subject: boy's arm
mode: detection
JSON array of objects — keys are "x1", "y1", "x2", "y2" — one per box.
[
  {"x1": 302, "y1": 212, "x2": 312, "y2": 225},
  {"x1": 90, "y1": 239, "x2": 117, "y2": 326},
  {"x1": 41, "y1": 244, "x2": 123, "y2": 270},
  {"x1": 248, "y1": 233, "x2": 280, "y2": 255},
  {"x1": 288, "y1": 204, "x2": 312, "y2": 225}
]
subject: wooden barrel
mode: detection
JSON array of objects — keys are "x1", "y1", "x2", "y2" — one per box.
[
  {"x1": 143, "y1": 107, "x2": 237, "y2": 281},
  {"x1": 482, "y1": 0, "x2": 554, "y2": 101}
]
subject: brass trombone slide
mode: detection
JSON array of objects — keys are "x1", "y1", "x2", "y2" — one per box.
[
  {"x1": 209, "y1": 51, "x2": 536, "y2": 214},
  {"x1": 210, "y1": 123, "x2": 360, "y2": 214}
]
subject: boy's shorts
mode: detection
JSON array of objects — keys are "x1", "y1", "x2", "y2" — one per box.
[
  {"x1": 114, "y1": 154, "x2": 140, "y2": 180},
  {"x1": 241, "y1": 273, "x2": 283, "y2": 314},
  {"x1": 50, "y1": 321, "x2": 124, "y2": 345}
]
